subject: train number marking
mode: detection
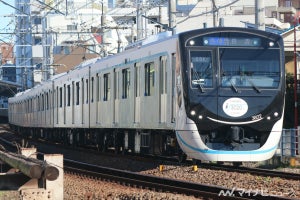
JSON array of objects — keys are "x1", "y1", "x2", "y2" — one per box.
[{"x1": 252, "y1": 114, "x2": 262, "y2": 121}]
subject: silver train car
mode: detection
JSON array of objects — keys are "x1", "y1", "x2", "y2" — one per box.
[{"x1": 8, "y1": 27, "x2": 285, "y2": 162}]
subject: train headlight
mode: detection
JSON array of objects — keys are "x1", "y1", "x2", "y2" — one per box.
[
  {"x1": 191, "y1": 110, "x2": 196, "y2": 116},
  {"x1": 274, "y1": 112, "x2": 279, "y2": 117},
  {"x1": 267, "y1": 116, "x2": 271, "y2": 120},
  {"x1": 269, "y1": 42, "x2": 274, "y2": 47},
  {"x1": 189, "y1": 40, "x2": 195, "y2": 46},
  {"x1": 198, "y1": 115, "x2": 203, "y2": 120}
]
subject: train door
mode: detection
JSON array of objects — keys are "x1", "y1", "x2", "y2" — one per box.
[{"x1": 159, "y1": 56, "x2": 167, "y2": 123}]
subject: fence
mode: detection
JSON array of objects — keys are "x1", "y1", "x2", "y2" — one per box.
[{"x1": 277, "y1": 129, "x2": 300, "y2": 157}]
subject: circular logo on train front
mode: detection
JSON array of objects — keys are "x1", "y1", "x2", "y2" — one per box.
[{"x1": 223, "y1": 98, "x2": 248, "y2": 117}]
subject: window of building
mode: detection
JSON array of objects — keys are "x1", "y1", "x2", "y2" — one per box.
[{"x1": 67, "y1": 24, "x2": 77, "y2": 31}]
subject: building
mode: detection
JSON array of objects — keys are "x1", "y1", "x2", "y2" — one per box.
[
  {"x1": 0, "y1": 43, "x2": 14, "y2": 65},
  {"x1": 12, "y1": 0, "x2": 300, "y2": 89}
]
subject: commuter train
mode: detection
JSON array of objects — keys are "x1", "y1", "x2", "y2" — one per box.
[{"x1": 8, "y1": 27, "x2": 285, "y2": 162}]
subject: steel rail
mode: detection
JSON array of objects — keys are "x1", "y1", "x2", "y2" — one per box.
[{"x1": 64, "y1": 159, "x2": 293, "y2": 200}]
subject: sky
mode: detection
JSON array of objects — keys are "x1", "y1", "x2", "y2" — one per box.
[{"x1": 0, "y1": 0, "x2": 15, "y2": 42}]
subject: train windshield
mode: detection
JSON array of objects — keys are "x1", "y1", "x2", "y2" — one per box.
[
  {"x1": 190, "y1": 51, "x2": 213, "y2": 88},
  {"x1": 220, "y1": 48, "x2": 280, "y2": 88},
  {"x1": 190, "y1": 48, "x2": 280, "y2": 89}
]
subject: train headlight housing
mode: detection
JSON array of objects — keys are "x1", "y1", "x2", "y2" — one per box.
[{"x1": 191, "y1": 110, "x2": 196, "y2": 116}]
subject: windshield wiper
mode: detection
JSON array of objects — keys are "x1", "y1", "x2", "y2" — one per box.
[
  {"x1": 198, "y1": 83, "x2": 205, "y2": 93},
  {"x1": 222, "y1": 72, "x2": 239, "y2": 93},
  {"x1": 245, "y1": 76, "x2": 261, "y2": 93},
  {"x1": 229, "y1": 79, "x2": 239, "y2": 93}
]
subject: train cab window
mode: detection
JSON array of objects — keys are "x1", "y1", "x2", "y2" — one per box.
[
  {"x1": 135, "y1": 63, "x2": 140, "y2": 97},
  {"x1": 190, "y1": 51, "x2": 213, "y2": 89},
  {"x1": 104, "y1": 73, "x2": 111, "y2": 101},
  {"x1": 144, "y1": 62, "x2": 155, "y2": 96},
  {"x1": 122, "y1": 68, "x2": 130, "y2": 99}
]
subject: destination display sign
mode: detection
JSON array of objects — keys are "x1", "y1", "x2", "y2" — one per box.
[{"x1": 203, "y1": 37, "x2": 261, "y2": 47}]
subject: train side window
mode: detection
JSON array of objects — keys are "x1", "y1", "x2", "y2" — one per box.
[
  {"x1": 64, "y1": 84, "x2": 66, "y2": 107},
  {"x1": 82, "y1": 79, "x2": 84, "y2": 104},
  {"x1": 96, "y1": 74, "x2": 100, "y2": 102},
  {"x1": 72, "y1": 82, "x2": 75, "y2": 106},
  {"x1": 144, "y1": 62, "x2": 155, "y2": 96},
  {"x1": 104, "y1": 73, "x2": 110, "y2": 101},
  {"x1": 41, "y1": 94, "x2": 44, "y2": 111},
  {"x1": 38, "y1": 96, "x2": 40, "y2": 111},
  {"x1": 122, "y1": 68, "x2": 130, "y2": 99},
  {"x1": 91, "y1": 77, "x2": 94, "y2": 102},
  {"x1": 59, "y1": 87, "x2": 62, "y2": 107},
  {"x1": 46, "y1": 93, "x2": 49, "y2": 110},
  {"x1": 76, "y1": 82, "x2": 80, "y2": 105},
  {"x1": 160, "y1": 56, "x2": 167, "y2": 94},
  {"x1": 67, "y1": 85, "x2": 71, "y2": 106},
  {"x1": 53, "y1": 87, "x2": 58, "y2": 107},
  {"x1": 86, "y1": 79, "x2": 89, "y2": 104},
  {"x1": 135, "y1": 63, "x2": 140, "y2": 97}
]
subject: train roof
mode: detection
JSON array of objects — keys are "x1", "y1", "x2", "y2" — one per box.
[{"x1": 124, "y1": 31, "x2": 174, "y2": 51}]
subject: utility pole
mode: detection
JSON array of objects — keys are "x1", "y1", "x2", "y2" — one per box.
[
  {"x1": 255, "y1": 0, "x2": 265, "y2": 31},
  {"x1": 136, "y1": 0, "x2": 143, "y2": 40},
  {"x1": 294, "y1": 18, "x2": 299, "y2": 155},
  {"x1": 168, "y1": 0, "x2": 176, "y2": 34},
  {"x1": 211, "y1": 0, "x2": 218, "y2": 27}
]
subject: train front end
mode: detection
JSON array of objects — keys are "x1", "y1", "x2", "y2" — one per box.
[{"x1": 175, "y1": 28, "x2": 285, "y2": 162}]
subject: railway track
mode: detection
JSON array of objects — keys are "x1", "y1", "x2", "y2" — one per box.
[
  {"x1": 0, "y1": 125, "x2": 299, "y2": 199},
  {"x1": 200, "y1": 163, "x2": 300, "y2": 181},
  {"x1": 0, "y1": 124, "x2": 299, "y2": 182},
  {"x1": 64, "y1": 159, "x2": 293, "y2": 200}
]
